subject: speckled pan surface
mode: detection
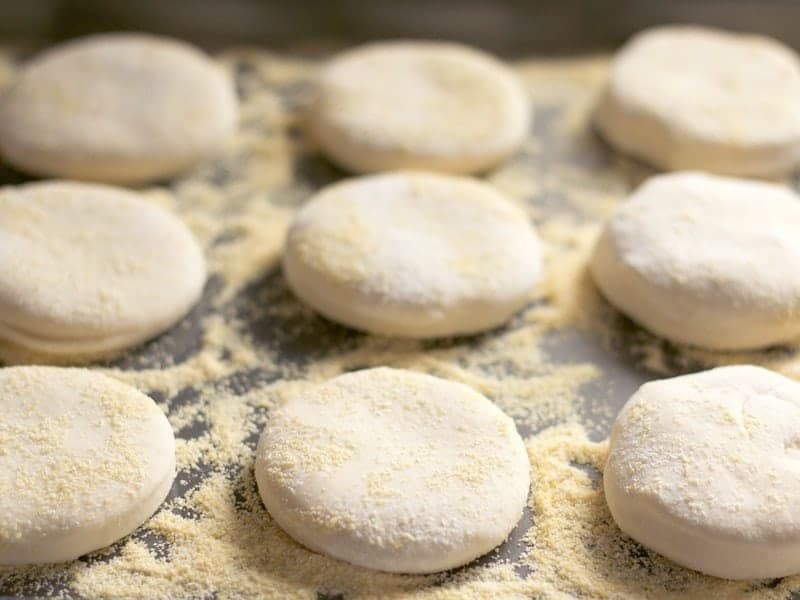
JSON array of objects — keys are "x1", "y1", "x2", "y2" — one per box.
[{"x1": 1, "y1": 43, "x2": 800, "y2": 599}]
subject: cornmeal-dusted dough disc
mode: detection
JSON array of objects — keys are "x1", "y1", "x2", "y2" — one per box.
[
  {"x1": 310, "y1": 41, "x2": 529, "y2": 174},
  {"x1": 0, "y1": 33, "x2": 237, "y2": 184},
  {"x1": 255, "y1": 367, "x2": 530, "y2": 573},
  {"x1": 0, "y1": 181, "x2": 206, "y2": 361},
  {"x1": 595, "y1": 25, "x2": 800, "y2": 177},
  {"x1": 283, "y1": 171, "x2": 542, "y2": 338},
  {"x1": 605, "y1": 365, "x2": 800, "y2": 579},
  {"x1": 590, "y1": 171, "x2": 800, "y2": 350},
  {"x1": 0, "y1": 366, "x2": 175, "y2": 565}
]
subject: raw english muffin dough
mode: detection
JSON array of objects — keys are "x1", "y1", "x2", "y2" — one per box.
[
  {"x1": 0, "y1": 181, "x2": 206, "y2": 361},
  {"x1": 283, "y1": 171, "x2": 542, "y2": 338},
  {"x1": 309, "y1": 41, "x2": 530, "y2": 174},
  {"x1": 254, "y1": 367, "x2": 530, "y2": 573},
  {"x1": 605, "y1": 365, "x2": 800, "y2": 580},
  {"x1": 0, "y1": 366, "x2": 175, "y2": 565},
  {"x1": 590, "y1": 171, "x2": 800, "y2": 350},
  {"x1": 0, "y1": 33, "x2": 237, "y2": 184},
  {"x1": 595, "y1": 25, "x2": 800, "y2": 177}
]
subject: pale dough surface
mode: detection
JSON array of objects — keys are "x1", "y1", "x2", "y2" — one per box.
[
  {"x1": 591, "y1": 171, "x2": 800, "y2": 350},
  {"x1": 0, "y1": 181, "x2": 206, "y2": 361},
  {"x1": 0, "y1": 32, "x2": 237, "y2": 184},
  {"x1": 595, "y1": 25, "x2": 800, "y2": 177},
  {"x1": 283, "y1": 171, "x2": 542, "y2": 338},
  {"x1": 0, "y1": 366, "x2": 175, "y2": 564},
  {"x1": 310, "y1": 40, "x2": 529, "y2": 174},
  {"x1": 605, "y1": 365, "x2": 800, "y2": 579},
  {"x1": 255, "y1": 367, "x2": 530, "y2": 573}
]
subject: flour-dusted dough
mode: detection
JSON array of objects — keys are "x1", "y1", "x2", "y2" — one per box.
[
  {"x1": 0, "y1": 33, "x2": 237, "y2": 184},
  {"x1": 255, "y1": 367, "x2": 530, "y2": 573},
  {"x1": 595, "y1": 25, "x2": 800, "y2": 177},
  {"x1": 310, "y1": 41, "x2": 530, "y2": 174},
  {"x1": 0, "y1": 181, "x2": 206, "y2": 361},
  {"x1": 605, "y1": 365, "x2": 800, "y2": 579},
  {"x1": 0, "y1": 366, "x2": 175, "y2": 564},
  {"x1": 283, "y1": 171, "x2": 542, "y2": 338},
  {"x1": 590, "y1": 171, "x2": 800, "y2": 350}
]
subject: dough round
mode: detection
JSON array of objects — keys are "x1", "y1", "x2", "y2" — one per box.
[
  {"x1": 310, "y1": 41, "x2": 529, "y2": 174},
  {"x1": 255, "y1": 367, "x2": 530, "y2": 573},
  {"x1": 0, "y1": 181, "x2": 206, "y2": 361},
  {"x1": 283, "y1": 171, "x2": 542, "y2": 338},
  {"x1": 605, "y1": 365, "x2": 800, "y2": 579},
  {"x1": 590, "y1": 171, "x2": 800, "y2": 350},
  {"x1": 0, "y1": 366, "x2": 175, "y2": 564},
  {"x1": 595, "y1": 25, "x2": 800, "y2": 177},
  {"x1": 0, "y1": 33, "x2": 237, "y2": 184}
]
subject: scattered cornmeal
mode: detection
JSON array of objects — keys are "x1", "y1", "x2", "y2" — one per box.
[{"x1": 0, "y1": 43, "x2": 798, "y2": 599}]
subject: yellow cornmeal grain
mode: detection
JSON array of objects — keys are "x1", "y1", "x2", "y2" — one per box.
[{"x1": 1, "y1": 44, "x2": 800, "y2": 599}]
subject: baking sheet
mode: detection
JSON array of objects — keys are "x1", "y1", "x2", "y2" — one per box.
[{"x1": 0, "y1": 19, "x2": 799, "y2": 599}]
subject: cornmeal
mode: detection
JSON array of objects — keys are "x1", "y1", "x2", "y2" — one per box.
[{"x1": 0, "y1": 44, "x2": 798, "y2": 599}]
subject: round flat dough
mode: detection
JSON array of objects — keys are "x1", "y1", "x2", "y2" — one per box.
[
  {"x1": 595, "y1": 25, "x2": 800, "y2": 177},
  {"x1": 0, "y1": 181, "x2": 206, "y2": 361},
  {"x1": 255, "y1": 367, "x2": 530, "y2": 573},
  {"x1": 0, "y1": 33, "x2": 237, "y2": 184},
  {"x1": 590, "y1": 171, "x2": 800, "y2": 350},
  {"x1": 283, "y1": 171, "x2": 542, "y2": 338},
  {"x1": 310, "y1": 41, "x2": 529, "y2": 174},
  {"x1": 0, "y1": 366, "x2": 175, "y2": 565},
  {"x1": 605, "y1": 365, "x2": 800, "y2": 579}
]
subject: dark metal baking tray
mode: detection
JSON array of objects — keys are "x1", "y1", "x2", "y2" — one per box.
[{"x1": 0, "y1": 1, "x2": 799, "y2": 597}]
